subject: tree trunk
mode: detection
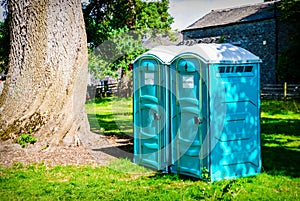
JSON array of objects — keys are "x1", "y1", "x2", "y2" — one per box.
[{"x1": 0, "y1": 0, "x2": 89, "y2": 149}]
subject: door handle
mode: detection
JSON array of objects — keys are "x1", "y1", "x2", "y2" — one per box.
[
  {"x1": 194, "y1": 116, "x2": 202, "y2": 124},
  {"x1": 154, "y1": 113, "x2": 161, "y2": 120}
]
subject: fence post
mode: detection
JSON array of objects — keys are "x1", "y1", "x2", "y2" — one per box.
[{"x1": 284, "y1": 82, "x2": 287, "y2": 99}]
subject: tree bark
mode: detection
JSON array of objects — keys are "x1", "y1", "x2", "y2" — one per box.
[{"x1": 0, "y1": 0, "x2": 89, "y2": 149}]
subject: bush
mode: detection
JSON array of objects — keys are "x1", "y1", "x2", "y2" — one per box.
[{"x1": 18, "y1": 131, "x2": 37, "y2": 148}]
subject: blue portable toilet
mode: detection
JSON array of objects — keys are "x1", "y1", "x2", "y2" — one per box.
[
  {"x1": 169, "y1": 43, "x2": 262, "y2": 181},
  {"x1": 133, "y1": 45, "x2": 186, "y2": 171}
]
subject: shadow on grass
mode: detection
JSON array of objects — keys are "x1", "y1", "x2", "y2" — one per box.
[
  {"x1": 87, "y1": 113, "x2": 133, "y2": 139},
  {"x1": 262, "y1": 146, "x2": 300, "y2": 177},
  {"x1": 92, "y1": 145, "x2": 134, "y2": 161},
  {"x1": 261, "y1": 118, "x2": 300, "y2": 177},
  {"x1": 148, "y1": 171, "x2": 203, "y2": 182},
  {"x1": 87, "y1": 110, "x2": 134, "y2": 158},
  {"x1": 261, "y1": 118, "x2": 300, "y2": 136},
  {"x1": 86, "y1": 97, "x2": 113, "y2": 105}
]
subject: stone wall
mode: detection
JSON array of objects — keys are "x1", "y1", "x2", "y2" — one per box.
[{"x1": 182, "y1": 19, "x2": 279, "y2": 84}]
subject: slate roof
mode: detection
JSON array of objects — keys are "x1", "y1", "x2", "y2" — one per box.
[
  {"x1": 142, "y1": 32, "x2": 183, "y2": 48},
  {"x1": 183, "y1": 0, "x2": 280, "y2": 31}
]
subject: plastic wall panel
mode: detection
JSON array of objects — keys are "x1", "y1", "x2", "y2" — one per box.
[{"x1": 209, "y1": 64, "x2": 261, "y2": 181}]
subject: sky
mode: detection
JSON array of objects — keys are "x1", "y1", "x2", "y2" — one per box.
[
  {"x1": 1, "y1": 0, "x2": 263, "y2": 29},
  {"x1": 169, "y1": 0, "x2": 263, "y2": 31}
]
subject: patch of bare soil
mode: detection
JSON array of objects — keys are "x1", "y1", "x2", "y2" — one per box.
[
  {"x1": 0, "y1": 143, "x2": 99, "y2": 167},
  {"x1": 0, "y1": 131, "x2": 133, "y2": 167}
]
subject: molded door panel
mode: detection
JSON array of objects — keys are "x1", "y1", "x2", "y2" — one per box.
[
  {"x1": 170, "y1": 58, "x2": 206, "y2": 178},
  {"x1": 134, "y1": 59, "x2": 166, "y2": 170}
]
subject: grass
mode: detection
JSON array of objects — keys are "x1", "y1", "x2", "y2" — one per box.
[
  {"x1": 260, "y1": 100, "x2": 300, "y2": 178},
  {"x1": 85, "y1": 97, "x2": 133, "y2": 138},
  {"x1": 0, "y1": 160, "x2": 299, "y2": 200},
  {"x1": 0, "y1": 98, "x2": 300, "y2": 200}
]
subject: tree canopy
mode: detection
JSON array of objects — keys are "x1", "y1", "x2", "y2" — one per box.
[
  {"x1": 0, "y1": 0, "x2": 174, "y2": 77},
  {"x1": 82, "y1": 0, "x2": 174, "y2": 79},
  {"x1": 276, "y1": 0, "x2": 300, "y2": 82},
  {"x1": 82, "y1": 0, "x2": 173, "y2": 46}
]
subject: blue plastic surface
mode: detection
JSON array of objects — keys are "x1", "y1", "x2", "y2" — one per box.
[
  {"x1": 209, "y1": 63, "x2": 261, "y2": 181},
  {"x1": 133, "y1": 58, "x2": 168, "y2": 171},
  {"x1": 133, "y1": 43, "x2": 261, "y2": 181},
  {"x1": 169, "y1": 57, "x2": 207, "y2": 178}
]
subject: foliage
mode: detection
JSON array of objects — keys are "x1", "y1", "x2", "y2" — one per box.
[
  {"x1": 83, "y1": 0, "x2": 174, "y2": 78},
  {"x1": 17, "y1": 130, "x2": 37, "y2": 148},
  {"x1": 88, "y1": 27, "x2": 147, "y2": 78},
  {"x1": 88, "y1": 51, "x2": 116, "y2": 80},
  {"x1": 135, "y1": 0, "x2": 173, "y2": 31},
  {"x1": 276, "y1": 0, "x2": 300, "y2": 82},
  {"x1": 1, "y1": 0, "x2": 175, "y2": 78},
  {"x1": 83, "y1": 0, "x2": 174, "y2": 47},
  {"x1": 82, "y1": 0, "x2": 135, "y2": 46},
  {"x1": 201, "y1": 167, "x2": 210, "y2": 181},
  {"x1": 217, "y1": 35, "x2": 226, "y2": 43}
]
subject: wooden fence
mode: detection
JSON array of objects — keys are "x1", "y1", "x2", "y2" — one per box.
[
  {"x1": 87, "y1": 81, "x2": 300, "y2": 100},
  {"x1": 87, "y1": 82, "x2": 118, "y2": 98},
  {"x1": 261, "y1": 83, "x2": 300, "y2": 100}
]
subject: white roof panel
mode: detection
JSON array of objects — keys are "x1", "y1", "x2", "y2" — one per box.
[
  {"x1": 178, "y1": 43, "x2": 261, "y2": 64},
  {"x1": 134, "y1": 45, "x2": 187, "y2": 64},
  {"x1": 134, "y1": 43, "x2": 261, "y2": 65}
]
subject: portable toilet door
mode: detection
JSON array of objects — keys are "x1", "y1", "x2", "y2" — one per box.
[
  {"x1": 133, "y1": 46, "x2": 185, "y2": 171},
  {"x1": 169, "y1": 53, "x2": 209, "y2": 178}
]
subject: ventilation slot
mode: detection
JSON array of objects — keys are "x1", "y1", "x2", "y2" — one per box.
[
  {"x1": 244, "y1": 66, "x2": 253, "y2": 72},
  {"x1": 218, "y1": 66, "x2": 253, "y2": 74}
]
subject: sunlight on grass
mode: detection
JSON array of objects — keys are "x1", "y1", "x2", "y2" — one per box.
[
  {"x1": 107, "y1": 158, "x2": 154, "y2": 177},
  {"x1": 261, "y1": 100, "x2": 300, "y2": 115},
  {"x1": 85, "y1": 97, "x2": 133, "y2": 137},
  {"x1": 58, "y1": 99, "x2": 300, "y2": 200},
  {"x1": 262, "y1": 133, "x2": 300, "y2": 150},
  {"x1": 1, "y1": 161, "x2": 299, "y2": 201},
  {"x1": 261, "y1": 112, "x2": 300, "y2": 120},
  {"x1": 260, "y1": 100, "x2": 300, "y2": 178},
  {"x1": 1, "y1": 99, "x2": 300, "y2": 200}
]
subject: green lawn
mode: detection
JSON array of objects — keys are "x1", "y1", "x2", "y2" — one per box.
[
  {"x1": 0, "y1": 99, "x2": 299, "y2": 200},
  {"x1": 85, "y1": 97, "x2": 133, "y2": 138},
  {"x1": 261, "y1": 100, "x2": 300, "y2": 178}
]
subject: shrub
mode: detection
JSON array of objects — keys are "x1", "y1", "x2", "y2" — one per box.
[{"x1": 18, "y1": 131, "x2": 37, "y2": 148}]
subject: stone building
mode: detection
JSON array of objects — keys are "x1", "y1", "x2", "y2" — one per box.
[{"x1": 181, "y1": 0, "x2": 288, "y2": 84}]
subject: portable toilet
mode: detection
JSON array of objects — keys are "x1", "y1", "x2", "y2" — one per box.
[
  {"x1": 169, "y1": 43, "x2": 262, "y2": 181},
  {"x1": 133, "y1": 45, "x2": 186, "y2": 171}
]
